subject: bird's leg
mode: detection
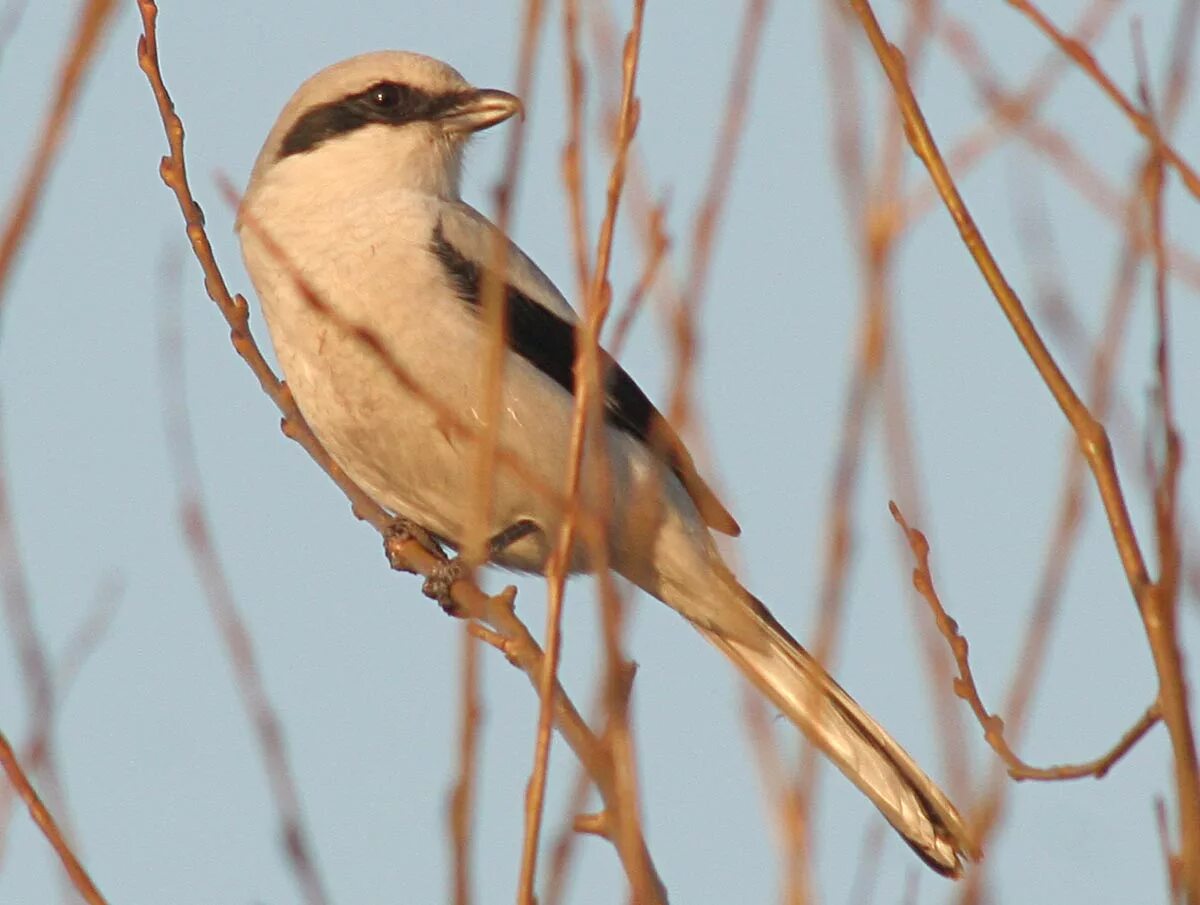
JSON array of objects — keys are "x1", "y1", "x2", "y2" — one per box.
[
  {"x1": 420, "y1": 519, "x2": 542, "y2": 617},
  {"x1": 483, "y1": 518, "x2": 541, "y2": 556}
]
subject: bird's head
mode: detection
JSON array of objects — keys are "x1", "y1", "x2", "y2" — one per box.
[{"x1": 246, "y1": 51, "x2": 522, "y2": 201}]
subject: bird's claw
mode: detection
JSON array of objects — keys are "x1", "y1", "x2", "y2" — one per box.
[
  {"x1": 383, "y1": 517, "x2": 443, "y2": 573},
  {"x1": 422, "y1": 558, "x2": 468, "y2": 617},
  {"x1": 387, "y1": 518, "x2": 540, "y2": 619}
]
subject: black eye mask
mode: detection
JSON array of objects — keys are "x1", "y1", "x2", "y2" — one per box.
[{"x1": 278, "y1": 81, "x2": 468, "y2": 159}]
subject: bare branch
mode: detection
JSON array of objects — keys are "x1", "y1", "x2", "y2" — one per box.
[
  {"x1": 0, "y1": 729, "x2": 107, "y2": 904},
  {"x1": 157, "y1": 246, "x2": 330, "y2": 905},
  {"x1": 1132, "y1": 45, "x2": 1200, "y2": 897},
  {"x1": 521, "y1": 5, "x2": 657, "y2": 901},
  {"x1": 668, "y1": 0, "x2": 771, "y2": 430},
  {"x1": 0, "y1": 0, "x2": 117, "y2": 309},
  {"x1": 1007, "y1": 0, "x2": 1200, "y2": 200},
  {"x1": 0, "y1": 0, "x2": 30, "y2": 60},
  {"x1": 906, "y1": 5, "x2": 1200, "y2": 295},
  {"x1": 448, "y1": 625, "x2": 482, "y2": 905},
  {"x1": 890, "y1": 501, "x2": 1162, "y2": 782},
  {"x1": 0, "y1": 573, "x2": 120, "y2": 869},
  {"x1": 0, "y1": 0, "x2": 117, "y2": 878}
]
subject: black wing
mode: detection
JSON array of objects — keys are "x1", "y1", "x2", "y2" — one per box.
[{"x1": 431, "y1": 220, "x2": 739, "y2": 535}]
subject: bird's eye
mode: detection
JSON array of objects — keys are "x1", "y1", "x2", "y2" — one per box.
[{"x1": 367, "y1": 82, "x2": 403, "y2": 108}]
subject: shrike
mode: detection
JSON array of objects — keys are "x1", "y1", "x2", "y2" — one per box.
[{"x1": 238, "y1": 51, "x2": 976, "y2": 876}]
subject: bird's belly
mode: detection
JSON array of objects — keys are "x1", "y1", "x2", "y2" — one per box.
[
  {"x1": 269, "y1": 306, "x2": 693, "y2": 579},
  {"x1": 240, "y1": 193, "x2": 712, "y2": 586},
  {"x1": 251, "y1": 278, "x2": 581, "y2": 572},
  {"x1": 271, "y1": 305, "x2": 492, "y2": 545}
]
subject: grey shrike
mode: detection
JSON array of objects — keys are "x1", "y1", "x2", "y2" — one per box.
[{"x1": 237, "y1": 51, "x2": 976, "y2": 876}]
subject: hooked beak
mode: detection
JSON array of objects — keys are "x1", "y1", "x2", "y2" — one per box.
[{"x1": 437, "y1": 88, "x2": 524, "y2": 134}]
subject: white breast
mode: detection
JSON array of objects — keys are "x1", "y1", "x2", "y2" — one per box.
[{"x1": 238, "y1": 160, "x2": 722, "y2": 610}]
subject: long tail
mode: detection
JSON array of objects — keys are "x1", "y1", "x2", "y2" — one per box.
[{"x1": 692, "y1": 589, "x2": 977, "y2": 876}]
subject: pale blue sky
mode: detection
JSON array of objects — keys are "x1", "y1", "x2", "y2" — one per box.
[{"x1": 2, "y1": 1, "x2": 1199, "y2": 903}]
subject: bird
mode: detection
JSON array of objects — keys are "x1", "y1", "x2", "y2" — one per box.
[{"x1": 237, "y1": 50, "x2": 977, "y2": 877}]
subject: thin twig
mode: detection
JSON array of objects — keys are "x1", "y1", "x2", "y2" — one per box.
[
  {"x1": 1156, "y1": 796, "x2": 1184, "y2": 902},
  {"x1": 0, "y1": 0, "x2": 116, "y2": 879},
  {"x1": 513, "y1": 0, "x2": 589, "y2": 896},
  {"x1": 541, "y1": 26, "x2": 667, "y2": 892},
  {"x1": 0, "y1": 0, "x2": 117, "y2": 311},
  {"x1": 668, "y1": 0, "x2": 771, "y2": 431},
  {"x1": 559, "y1": 0, "x2": 590, "y2": 297},
  {"x1": 1160, "y1": 0, "x2": 1200, "y2": 129},
  {"x1": 581, "y1": 10, "x2": 656, "y2": 904},
  {"x1": 849, "y1": 0, "x2": 1161, "y2": 691},
  {"x1": 867, "y1": 0, "x2": 979, "y2": 803},
  {"x1": 799, "y1": 0, "x2": 912, "y2": 886},
  {"x1": 54, "y1": 574, "x2": 123, "y2": 702},
  {"x1": 449, "y1": 624, "x2": 482, "y2": 905},
  {"x1": 468, "y1": 2, "x2": 548, "y2": 899},
  {"x1": 807, "y1": 11, "x2": 972, "y2": 880},
  {"x1": 0, "y1": 413, "x2": 82, "y2": 905},
  {"x1": 520, "y1": 4, "x2": 654, "y2": 902},
  {"x1": 607, "y1": 200, "x2": 668, "y2": 358},
  {"x1": 920, "y1": 0, "x2": 1122, "y2": 226},
  {"x1": 846, "y1": 823, "x2": 885, "y2": 905},
  {"x1": 582, "y1": 10, "x2": 678, "y2": 362},
  {"x1": 876, "y1": 5, "x2": 1159, "y2": 561},
  {"x1": 890, "y1": 501, "x2": 1162, "y2": 782},
  {"x1": 953, "y1": 171, "x2": 1149, "y2": 876},
  {"x1": 1007, "y1": 0, "x2": 1200, "y2": 201},
  {"x1": 1134, "y1": 44, "x2": 1199, "y2": 898},
  {"x1": 0, "y1": 574, "x2": 121, "y2": 868},
  {"x1": 906, "y1": 8, "x2": 1200, "y2": 295},
  {"x1": 542, "y1": 764, "x2": 593, "y2": 905},
  {"x1": 157, "y1": 246, "x2": 330, "y2": 905},
  {"x1": 0, "y1": 729, "x2": 107, "y2": 904},
  {"x1": 465, "y1": 0, "x2": 546, "y2": 567},
  {"x1": 743, "y1": 684, "x2": 809, "y2": 905},
  {"x1": 0, "y1": 0, "x2": 30, "y2": 61}
]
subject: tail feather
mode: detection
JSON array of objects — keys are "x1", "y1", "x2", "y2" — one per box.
[{"x1": 693, "y1": 598, "x2": 977, "y2": 877}]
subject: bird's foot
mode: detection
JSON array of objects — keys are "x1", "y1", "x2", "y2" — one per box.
[
  {"x1": 422, "y1": 559, "x2": 468, "y2": 617},
  {"x1": 420, "y1": 520, "x2": 542, "y2": 618},
  {"x1": 381, "y1": 518, "x2": 467, "y2": 617},
  {"x1": 382, "y1": 516, "x2": 445, "y2": 573}
]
